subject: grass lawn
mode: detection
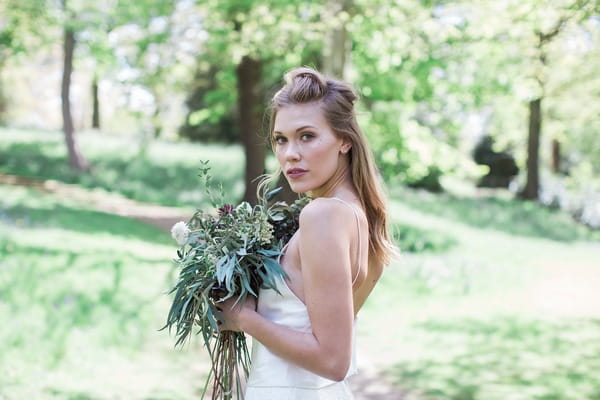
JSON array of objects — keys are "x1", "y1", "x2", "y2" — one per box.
[
  {"x1": 1, "y1": 127, "x2": 599, "y2": 399},
  {"x1": 0, "y1": 185, "x2": 212, "y2": 399},
  {"x1": 359, "y1": 188, "x2": 600, "y2": 400},
  {"x1": 0, "y1": 127, "x2": 245, "y2": 207}
]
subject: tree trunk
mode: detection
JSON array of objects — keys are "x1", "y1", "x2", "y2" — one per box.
[
  {"x1": 322, "y1": 0, "x2": 351, "y2": 79},
  {"x1": 521, "y1": 98, "x2": 541, "y2": 200},
  {"x1": 91, "y1": 74, "x2": 100, "y2": 129},
  {"x1": 237, "y1": 56, "x2": 265, "y2": 205},
  {"x1": 62, "y1": 27, "x2": 89, "y2": 171},
  {"x1": 551, "y1": 138, "x2": 560, "y2": 173}
]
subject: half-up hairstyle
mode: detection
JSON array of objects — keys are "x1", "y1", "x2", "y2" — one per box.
[{"x1": 258, "y1": 66, "x2": 397, "y2": 267}]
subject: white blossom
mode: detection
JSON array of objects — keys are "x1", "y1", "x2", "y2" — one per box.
[{"x1": 171, "y1": 221, "x2": 190, "y2": 245}]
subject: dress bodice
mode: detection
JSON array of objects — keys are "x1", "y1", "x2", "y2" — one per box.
[{"x1": 246, "y1": 277, "x2": 357, "y2": 390}]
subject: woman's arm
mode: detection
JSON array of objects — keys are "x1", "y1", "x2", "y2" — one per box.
[{"x1": 222, "y1": 198, "x2": 356, "y2": 381}]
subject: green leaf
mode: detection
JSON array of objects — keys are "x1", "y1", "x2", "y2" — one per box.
[
  {"x1": 216, "y1": 255, "x2": 229, "y2": 283},
  {"x1": 224, "y1": 256, "x2": 236, "y2": 292},
  {"x1": 240, "y1": 274, "x2": 257, "y2": 297}
]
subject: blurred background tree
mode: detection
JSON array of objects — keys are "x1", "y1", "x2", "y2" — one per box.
[{"x1": 0, "y1": 0, "x2": 598, "y2": 219}]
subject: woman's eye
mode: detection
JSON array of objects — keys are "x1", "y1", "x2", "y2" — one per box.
[
  {"x1": 301, "y1": 133, "x2": 314, "y2": 141},
  {"x1": 274, "y1": 136, "x2": 286, "y2": 144}
]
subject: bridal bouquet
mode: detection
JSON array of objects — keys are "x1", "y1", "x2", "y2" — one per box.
[{"x1": 162, "y1": 162, "x2": 307, "y2": 399}]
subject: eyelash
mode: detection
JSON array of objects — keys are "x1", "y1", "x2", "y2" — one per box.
[{"x1": 274, "y1": 133, "x2": 314, "y2": 144}]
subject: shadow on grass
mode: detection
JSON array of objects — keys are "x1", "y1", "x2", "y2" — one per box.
[
  {"x1": 392, "y1": 222, "x2": 458, "y2": 253},
  {"x1": 3, "y1": 202, "x2": 171, "y2": 245},
  {"x1": 390, "y1": 317, "x2": 600, "y2": 400},
  {"x1": 0, "y1": 140, "x2": 242, "y2": 207},
  {"x1": 393, "y1": 187, "x2": 598, "y2": 242},
  {"x1": 1, "y1": 237, "x2": 165, "y2": 358},
  {"x1": 0, "y1": 241, "x2": 165, "y2": 273},
  {"x1": 44, "y1": 388, "x2": 103, "y2": 400},
  {"x1": 1, "y1": 185, "x2": 173, "y2": 355}
]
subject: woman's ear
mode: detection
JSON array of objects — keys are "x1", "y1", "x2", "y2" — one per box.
[{"x1": 341, "y1": 142, "x2": 352, "y2": 154}]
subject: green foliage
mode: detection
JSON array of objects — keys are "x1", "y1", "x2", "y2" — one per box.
[
  {"x1": 545, "y1": 15, "x2": 600, "y2": 176},
  {"x1": 0, "y1": 0, "x2": 49, "y2": 123},
  {"x1": 456, "y1": 0, "x2": 600, "y2": 188},
  {"x1": 0, "y1": 0, "x2": 47, "y2": 55},
  {"x1": 2, "y1": 0, "x2": 599, "y2": 195},
  {"x1": 178, "y1": 0, "x2": 326, "y2": 143},
  {"x1": 348, "y1": 1, "x2": 488, "y2": 189},
  {"x1": 361, "y1": 103, "x2": 481, "y2": 190},
  {"x1": 179, "y1": 65, "x2": 239, "y2": 143},
  {"x1": 347, "y1": 0, "x2": 600, "y2": 193},
  {"x1": 267, "y1": 195, "x2": 309, "y2": 245}
]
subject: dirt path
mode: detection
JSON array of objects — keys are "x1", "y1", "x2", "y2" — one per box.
[
  {"x1": 349, "y1": 363, "x2": 409, "y2": 399},
  {"x1": 0, "y1": 172, "x2": 407, "y2": 399}
]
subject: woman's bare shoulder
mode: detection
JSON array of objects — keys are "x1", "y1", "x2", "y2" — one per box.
[
  {"x1": 298, "y1": 199, "x2": 356, "y2": 279},
  {"x1": 299, "y1": 197, "x2": 355, "y2": 229}
]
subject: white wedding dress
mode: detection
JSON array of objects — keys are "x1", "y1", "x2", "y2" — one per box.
[{"x1": 245, "y1": 198, "x2": 361, "y2": 400}]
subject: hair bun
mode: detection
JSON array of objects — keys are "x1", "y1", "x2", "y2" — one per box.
[
  {"x1": 284, "y1": 67, "x2": 328, "y2": 101},
  {"x1": 285, "y1": 67, "x2": 328, "y2": 87}
]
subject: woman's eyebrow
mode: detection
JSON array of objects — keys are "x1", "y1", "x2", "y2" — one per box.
[{"x1": 273, "y1": 125, "x2": 317, "y2": 135}]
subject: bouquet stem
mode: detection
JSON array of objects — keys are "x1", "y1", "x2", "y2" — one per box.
[{"x1": 208, "y1": 331, "x2": 251, "y2": 400}]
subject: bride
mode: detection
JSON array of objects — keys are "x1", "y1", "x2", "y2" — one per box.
[{"x1": 220, "y1": 66, "x2": 397, "y2": 399}]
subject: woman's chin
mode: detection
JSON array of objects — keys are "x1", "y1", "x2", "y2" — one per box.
[{"x1": 288, "y1": 182, "x2": 311, "y2": 194}]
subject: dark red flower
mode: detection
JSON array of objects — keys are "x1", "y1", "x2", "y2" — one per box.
[{"x1": 218, "y1": 204, "x2": 234, "y2": 216}]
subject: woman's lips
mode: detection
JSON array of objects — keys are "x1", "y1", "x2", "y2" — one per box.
[
  {"x1": 288, "y1": 171, "x2": 306, "y2": 179},
  {"x1": 287, "y1": 169, "x2": 307, "y2": 179}
]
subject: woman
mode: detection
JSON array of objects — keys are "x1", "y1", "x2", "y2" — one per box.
[{"x1": 221, "y1": 66, "x2": 397, "y2": 399}]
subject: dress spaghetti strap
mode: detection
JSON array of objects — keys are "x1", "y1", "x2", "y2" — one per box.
[{"x1": 327, "y1": 197, "x2": 362, "y2": 285}]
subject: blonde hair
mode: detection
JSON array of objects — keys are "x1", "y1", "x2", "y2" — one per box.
[{"x1": 258, "y1": 66, "x2": 397, "y2": 266}]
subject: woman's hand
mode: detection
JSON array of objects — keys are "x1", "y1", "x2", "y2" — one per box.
[{"x1": 218, "y1": 295, "x2": 256, "y2": 332}]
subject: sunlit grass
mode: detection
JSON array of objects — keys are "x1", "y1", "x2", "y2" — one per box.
[
  {"x1": 2, "y1": 129, "x2": 600, "y2": 399},
  {"x1": 359, "y1": 191, "x2": 600, "y2": 400},
  {"x1": 0, "y1": 185, "x2": 210, "y2": 399},
  {"x1": 389, "y1": 317, "x2": 600, "y2": 400}
]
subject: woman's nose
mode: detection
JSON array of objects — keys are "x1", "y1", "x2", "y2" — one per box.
[{"x1": 284, "y1": 141, "x2": 301, "y2": 161}]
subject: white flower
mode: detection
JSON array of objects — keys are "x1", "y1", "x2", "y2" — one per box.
[{"x1": 171, "y1": 221, "x2": 190, "y2": 245}]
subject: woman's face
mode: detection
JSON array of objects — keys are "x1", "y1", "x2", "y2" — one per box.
[{"x1": 273, "y1": 102, "x2": 350, "y2": 193}]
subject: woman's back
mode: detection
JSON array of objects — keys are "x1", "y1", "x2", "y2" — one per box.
[
  {"x1": 245, "y1": 197, "x2": 363, "y2": 399},
  {"x1": 279, "y1": 197, "x2": 370, "y2": 313}
]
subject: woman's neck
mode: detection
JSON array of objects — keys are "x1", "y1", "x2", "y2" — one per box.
[
  {"x1": 305, "y1": 154, "x2": 363, "y2": 202},
  {"x1": 310, "y1": 170, "x2": 358, "y2": 202}
]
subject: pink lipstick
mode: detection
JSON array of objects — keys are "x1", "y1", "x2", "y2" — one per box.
[{"x1": 287, "y1": 168, "x2": 307, "y2": 179}]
